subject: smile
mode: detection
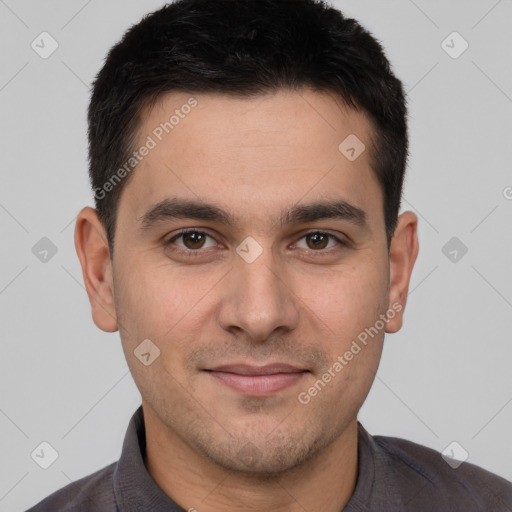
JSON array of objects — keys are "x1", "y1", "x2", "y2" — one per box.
[{"x1": 204, "y1": 364, "x2": 309, "y2": 396}]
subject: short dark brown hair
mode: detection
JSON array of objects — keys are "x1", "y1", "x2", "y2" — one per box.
[{"x1": 88, "y1": 0, "x2": 408, "y2": 256}]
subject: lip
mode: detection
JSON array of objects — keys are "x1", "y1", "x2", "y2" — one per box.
[{"x1": 204, "y1": 364, "x2": 308, "y2": 396}]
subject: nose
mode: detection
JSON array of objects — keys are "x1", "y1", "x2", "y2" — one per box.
[{"x1": 216, "y1": 246, "x2": 301, "y2": 343}]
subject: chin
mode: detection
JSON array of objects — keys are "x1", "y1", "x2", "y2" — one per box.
[{"x1": 193, "y1": 426, "x2": 331, "y2": 478}]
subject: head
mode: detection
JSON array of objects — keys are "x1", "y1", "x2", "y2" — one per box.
[{"x1": 76, "y1": 0, "x2": 418, "y2": 477}]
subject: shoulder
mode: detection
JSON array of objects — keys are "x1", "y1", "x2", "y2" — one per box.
[
  {"x1": 371, "y1": 429, "x2": 512, "y2": 510},
  {"x1": 26, "y1": 461, "x2": 117, "y2": 512}
]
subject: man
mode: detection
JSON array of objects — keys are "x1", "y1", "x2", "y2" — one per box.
[{"x1": 28, "y1": 0, "x2": 512, "y2": 510}]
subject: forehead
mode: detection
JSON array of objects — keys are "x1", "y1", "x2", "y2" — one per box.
[{"x1": 119, "y1": 89, "x2": 383, "y2": 230}]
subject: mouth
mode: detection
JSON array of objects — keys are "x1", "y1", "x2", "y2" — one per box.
[{"x1": 203, "y1": 364, "x2": 309, "y2": 396}]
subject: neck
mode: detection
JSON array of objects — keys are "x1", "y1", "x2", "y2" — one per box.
[{"x1": 143, "y1": 406, "x2": 359, "y2": 512}]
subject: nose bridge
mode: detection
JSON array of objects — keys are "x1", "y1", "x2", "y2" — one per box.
[{"x1": 220, "y1": 242, "x2": 299, "y2": 341}]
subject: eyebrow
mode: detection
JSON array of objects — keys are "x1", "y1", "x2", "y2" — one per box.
[{"x1": 137, "y1": 197, "x2": 368, "y2": 231}]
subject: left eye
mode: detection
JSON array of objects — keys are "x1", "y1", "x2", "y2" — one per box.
[
  {"x1": 294, "y1": 232, "x2": 342, "y2": 251},
  {"x1": 165, "y1": 230, "x2": 343, "y2": 254}
]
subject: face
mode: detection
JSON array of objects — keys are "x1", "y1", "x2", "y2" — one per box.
[{"x1": 78, "y1": 88, "x2": 416, "y2": 476}]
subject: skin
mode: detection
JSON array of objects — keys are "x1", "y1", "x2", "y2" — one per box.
[{"x1": 75, "y1": 89, "x2": 418, "y2": 511}]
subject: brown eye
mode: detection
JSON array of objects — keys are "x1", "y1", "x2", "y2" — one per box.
[
  {"x1": 165, "y1": 230, "x2": 217, "y2": 254},
  {"x1": 295, "y1": 232, "x2": 343, "y2": 252},
  {"x1": 305, "y1": 232, "x2": 330, "y2": 250},
  {"x1": 181, "y1": 231, "x2": 208, "y2": 249}
]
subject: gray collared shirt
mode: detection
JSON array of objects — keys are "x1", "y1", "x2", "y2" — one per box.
[{"x1": 27, "y1": 405, "x2": 512, "y2": 511}]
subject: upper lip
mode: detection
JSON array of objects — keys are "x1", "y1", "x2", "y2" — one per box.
[{"x1": 205, "y1": 363, "x2": 307, "y2": 375}]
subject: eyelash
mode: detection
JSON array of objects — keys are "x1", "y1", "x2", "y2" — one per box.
[{"x1": 164, "y1": 228, "x2": 347, "y2": 258}]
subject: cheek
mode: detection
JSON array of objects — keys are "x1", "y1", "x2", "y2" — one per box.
[
  {"x1": 113, "y1": 261, "x2": 221, "y2": 364},
  {"x1": 112, "y1": 264, "x2": 196, "y2": 405},
  {"x1": 114, "y1": 262, "x2": 187, "y2": 333},
  {"x1": 298, "y1": 261, "x2": 388, "y2": 335}
]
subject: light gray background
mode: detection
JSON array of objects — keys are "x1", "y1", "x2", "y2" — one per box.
[{"x1": 1, "y1": 1, "x2": 511, "y2": 510}]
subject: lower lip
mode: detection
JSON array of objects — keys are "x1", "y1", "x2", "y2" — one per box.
[{"x1": 206, "y1": 371, "x2": 307, "y2": 395}]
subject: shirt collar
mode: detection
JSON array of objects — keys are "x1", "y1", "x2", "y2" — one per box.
[{"x1": 113, "y1": 405, "x2": 185, "y2": 511}]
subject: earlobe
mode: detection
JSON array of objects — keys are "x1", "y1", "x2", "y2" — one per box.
[
  {"x1": 385, "y1": 211, "x2": 419, "y2": 333},
  {"x1": 74, "y1": 207, "x2": 118, "y2": 332}
]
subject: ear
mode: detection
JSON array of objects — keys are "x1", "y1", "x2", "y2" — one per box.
[
  {"x1": 74, "y1": 206, "x2": 118, "y2": 332},
  {"x1": 385, "y1": 211, "x2": 419, "y2": 333}
]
